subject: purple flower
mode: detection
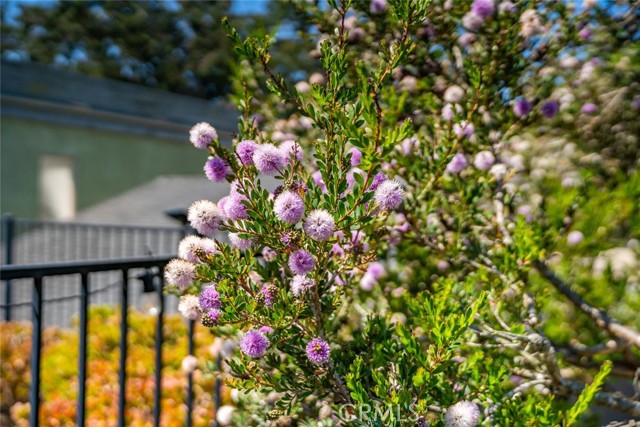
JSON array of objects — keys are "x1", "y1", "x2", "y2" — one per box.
[
  {"x1": 473, "y1": 151, "x2": 495, "y2": 171},
  {"x1": 459, "y1": 33, "x2": 476, "y2": 47},
  {"x1": 279, "y1": 140, "x2": 304, "y2": 163},
  {"x1": 229, "y1": 179, "x2": 242, "y2": 194},
  {"x1": 579, "y1": 28, "x2": 592, "y2": 40},
  {"x1": 513, "y1": 98, "x2": 532, "y2": 117},
  {"x1": 304, "y1": 209, "x2": 335, "y2": 241},
  {"x1": 348, "y1": 27, "x2": 366, "y2": 43},
  {"x1": 446, "y1": 153, "x2": 468, "y2": 174},
  {"x1": 200, "y1": 309, "x2": 220, "y2": 327},
  {"x1": 444, "y1": 85, "x2": 465, "y2": 103},
  {"x1": 236, "y1": 140, "x2": 258, "y2": 166},
  {"x1": 189, "y1": 122, "x2": 217, "y2": 149},
  {"x1": 178, "y1": 295, "x2": 201, "y2": 321},
  {"x1": 179, "y1": 235, "x2": 204, "y2": 263},
  {"x1": 520, "y1": 9, "x2": 543, "y2": 39},
  {"x1": 444, "y1": 400, "x2": 480, "y2": 427},
  {"x1": 262, "y1": 246, "x2": 277, "y2": 262},
  {"x1": 349, "y1": 147, "x2": 362, "y2": 166},
  {"x1": 499, "y1": 1, "x2": 516, "y2": 13},
  {"x1": 392, "y1": 213, "x2": 410, "y2": 233},
  {"x1": 471, "y1": 0, "x2": 494, "y2": 19},
  {"x1": 258, "y1": 326, "x2": 274, "y2": 335},
  {"x1": 291, "y1": 181, "x2": 308, "y2": 194},
  {"x1": 259, "y1": 284, "x2": 278, "y2": 307},
  {"x1": 165, "y1": 259, "x2": 197, "y2": 291},
  {"x1": 253, "y1": 143, "x2": 286, "y2": 175},
  {"x1": 347, "y1": 168, "x2": 365, "y2": 188},
  {"x1": 312, "y1": 170, "x2": 327, "y2": 193},
  {"x1": 453, "y1": 121, "x2": 475, "y2": 138},
  {"x1": 462, "y1": 12, "x2": 484, "y2": 31},
  {"x1": 332, "y1": 243, "x2": 344, "y2": 257},
  {"x1": 223, "y1": 193, "x2": 249, "y2": 221},
  {"x1": 240, "y1": 330, "x2": 270, "y2": 358},
  {"x1": 217, "y1": 196, "x2": 229, "y2": 219},
  {"x1": 369, "y1": 172, "x2": 388, "y2": 191},
  {"x1": 360, "y1": 262, "x2": 385, "y2": 291},
  {"x1": 442, "y1": 103, "x2": 462, "y2": 121},
  {"x1": 288, "y1": 250, "x2": 316, "y2": 275},
  {"x1": 295, "y1": 80, "x2": 310, "y2": 93},
  {"x1": 199, "y1": 285, "x2": 221, "y2": 311},
  {"x1": 201, "y1": 236, "x2": 218, "y2": 252},
  {"x1": 251, "y1": 114, "x2": 264, "y2": 125},
  {"x1": 281, "y1": 231, "x2": 296, "y2": 250},
  {"x1": 540, "y1": 100, "x2": 559, "y2": 118},
  {"x1": 187, "y1": 200, "x2": 222, "y2": 236},
  {"x1": 204, "y1": 157, "x2": 230, "y2": 182},
  {"x1": 517, "y1": 205, "x2": 533, "y2": 222},
  {"x1": 360, "y1": 273, "x2": 377, "y2": 291},
  {"x1": 437, "y1": 260, "x2": 450, "y2": 271},
  {"x1": 374, "y1": 180, "x2": 404, "y2": 210},
  {"x1": 581, "y1": 103, "x2": 598, "y2": 114},
  {"x1": 350, "y1": 230, "x2": 368, "y2": 248},
  {"x1": 291, "y1": 275, "x2": 315, "y2": 297},
  {"x1": 567, "y1": 230, "x2": 584, "y2": 246},
  {"x1": 370, "y1": 0, "x2": 387, "y2": 14},
  {"x1": 178, "y1": 236, "x2": 216, "y2": 264},
  {"x1": 274, "y1": 191, "x2": 305, "y2": 224},
  {"x1": 367, "y1": 262, "x2": 386, "y2": 279},
  {"x1": 306, "y1": 338, "x2": 331, "y2": 364},
  {"x1": 399, "y1": 137, "x2": 419, "y2": 156},
  {"x1": 332, "y1": 273, "x2": 346, "y2": 287},
  {"x1": 229, "y1": 233, "x2": 253, "y2": 250}
]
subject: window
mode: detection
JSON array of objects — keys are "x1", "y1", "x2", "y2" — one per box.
[{"x1": 39, "y1": 155, "x2": 76, "y2": 220}]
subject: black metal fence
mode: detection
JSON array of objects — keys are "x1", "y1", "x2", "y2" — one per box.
[
  {"x1": 1, "y1": 214, "x2": 184, "y2": 264},
  {"x1": 1, "y1": 257, "x2": 222, "y2": 427},
  {"x1": 0, "y1": 215, "x2": 223, "y2": 426},
  {"x1": 1, "y1": 214, "x2": 185, "y2": 324}
]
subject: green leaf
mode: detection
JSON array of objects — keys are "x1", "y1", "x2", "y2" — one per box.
[{"x1": 563, "y1": 361, "x2": 612, "y2": 426}]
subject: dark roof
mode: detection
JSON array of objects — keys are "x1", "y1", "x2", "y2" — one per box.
[
  {"x1": 1, "y1": 61, "x2": 238, "y2": 141},
  {"x1": 75, "y1": 175, "x2": 279, "y2": 226}
]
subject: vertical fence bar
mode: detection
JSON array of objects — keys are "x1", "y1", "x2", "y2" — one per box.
[
  {"x1": 118, "y1": 269, "x2": 129, "y2": 427},
  {"x1": 3, "y1": 213, "x2": 14, "y2": 321},
  {"x1": 213, "y1": 352, "x2": 222, "y2": 427},
  {"x1": 153, "y1": 274, "x2": 165, "y2": 427},
  {"x1": 186, "y1": 319, "x2": 195, "y2": 427},
  {"x1": 29, "y1": 276, "x2": 43, "y2": 427},
  {"x1": 77, "y1": 272, "x2": 89, "y2": 427}
]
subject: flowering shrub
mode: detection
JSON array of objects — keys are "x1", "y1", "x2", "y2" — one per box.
[
  {"x1": 0, "y1": 307, "x2": 230, "y2": 427},
  {"x1": 165, "y1": 0, "x2": 639, "y2": 426}
]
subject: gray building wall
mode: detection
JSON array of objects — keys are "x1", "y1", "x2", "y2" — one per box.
[{"x1": 1, "y1": 61, "x2": 237, "y2": 219}]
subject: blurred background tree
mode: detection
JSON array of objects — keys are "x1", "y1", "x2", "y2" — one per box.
[{"x1": 0, "y1": 0, "x2": 319, "y2": 99}]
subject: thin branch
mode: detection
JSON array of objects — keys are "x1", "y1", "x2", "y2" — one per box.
[
  {"x1": 534, "y1": 260, "x2": 640, "y2": 348},
  {"x1": 602, "y1": 421, "x2": 638, "y2": 427},
  {"x1": 564, "y1": 339, "x2": 624, "y2": 356},
  {"x1": 493, "y1": 196, "x2": 513, "y2": 246},
  {"x1": 506, "y1": 379, "x2": 552, "y2": 399}
]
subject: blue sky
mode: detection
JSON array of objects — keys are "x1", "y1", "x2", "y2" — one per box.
[{"x1": 230, "y1": 0, "x2": 269, "y2": 15}]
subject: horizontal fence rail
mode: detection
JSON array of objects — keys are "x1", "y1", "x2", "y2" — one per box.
[
  {"x1": 0, "y1": 255, "x2": 218, "y2": 427},
  {"x1": 0, "y1": 256, "x2": 173, "y2": 279},
  {"x1": 1, "y1": 214, "x2": 186, "y2": 323}
]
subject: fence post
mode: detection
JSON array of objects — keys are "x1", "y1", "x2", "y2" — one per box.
[{"x1": 2, "y1": 213, "x2": 15, "y2": 321}]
